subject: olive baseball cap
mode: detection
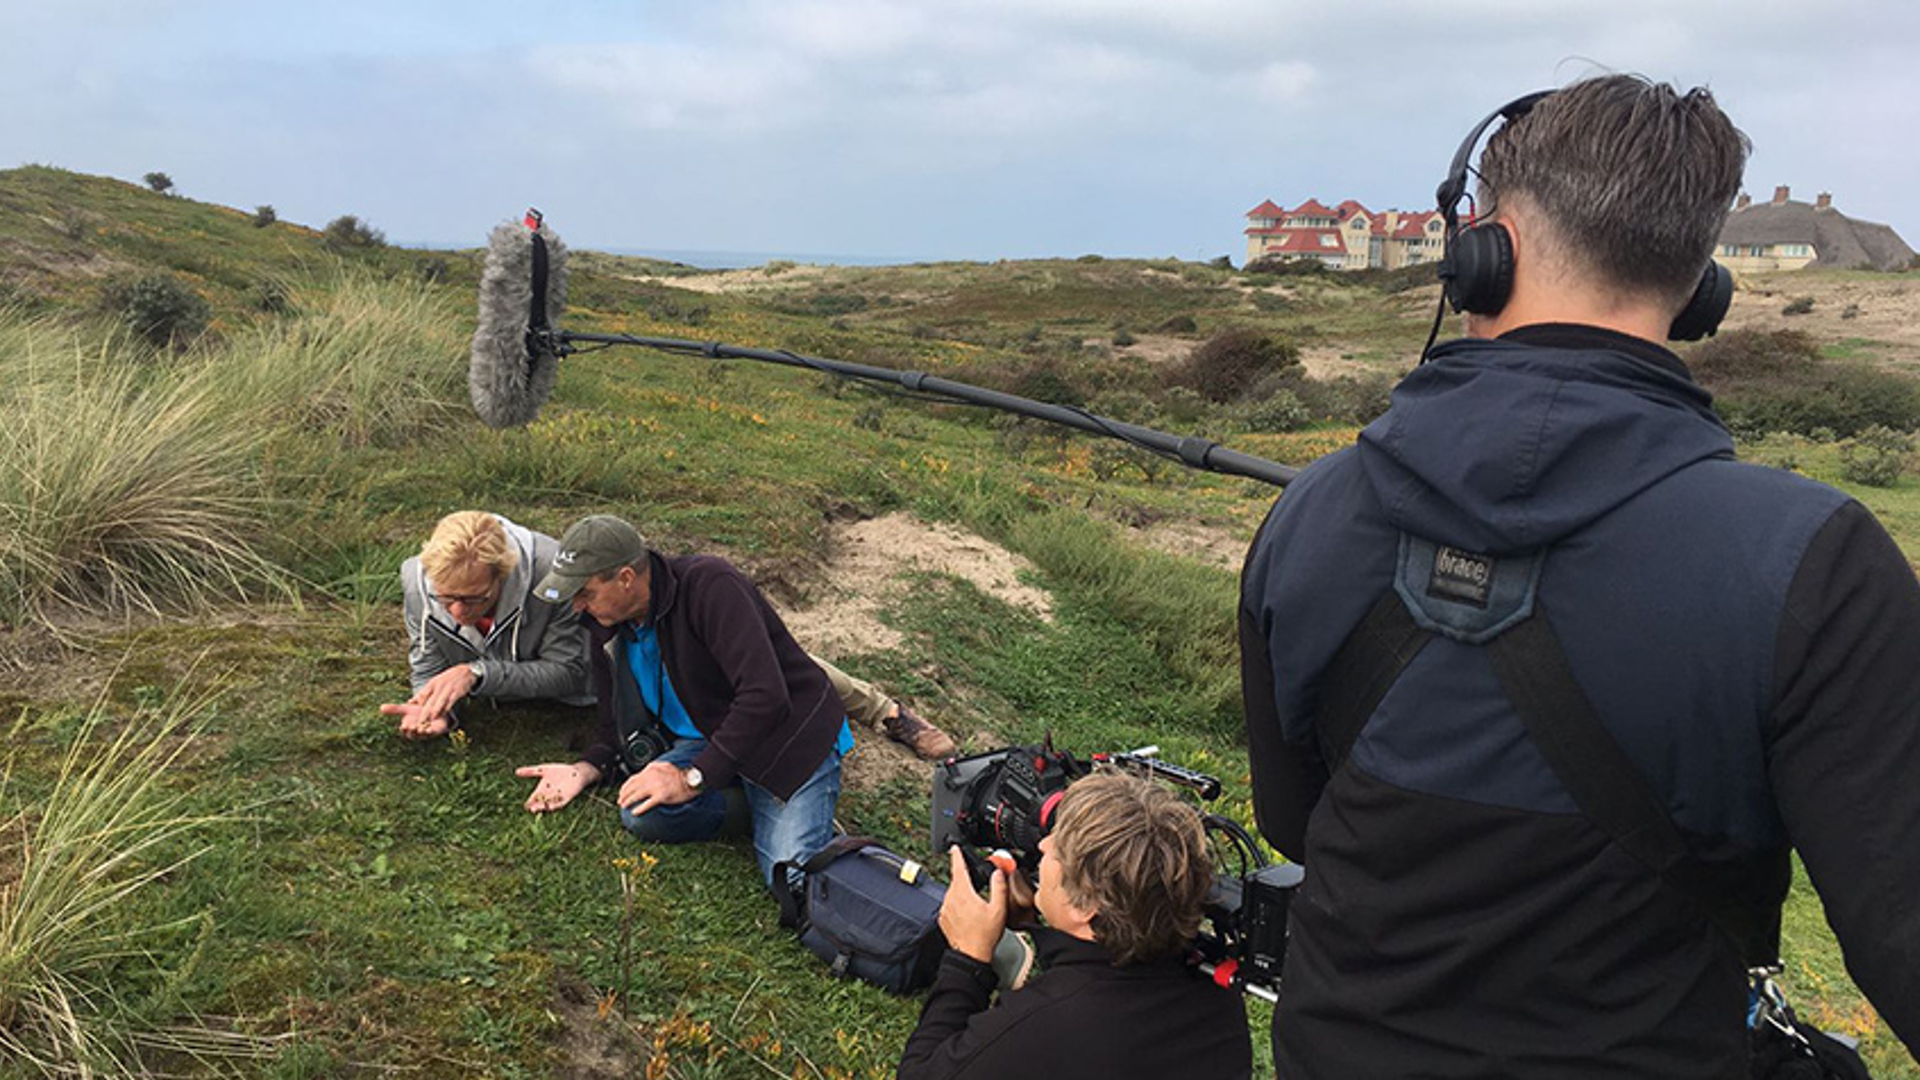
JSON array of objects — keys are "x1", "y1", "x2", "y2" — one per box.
[{"x1": 534, "y1": 515, "x2": 648, "y2": 603}]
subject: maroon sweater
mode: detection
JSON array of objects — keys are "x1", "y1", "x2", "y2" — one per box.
[{"x1": 582, "y1": 552, "x2": 844, "y2": 799}]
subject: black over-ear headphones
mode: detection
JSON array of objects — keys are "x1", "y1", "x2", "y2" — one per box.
[{"x1": 1430, "y1": 90, "x2": 1732, "y2": 347}]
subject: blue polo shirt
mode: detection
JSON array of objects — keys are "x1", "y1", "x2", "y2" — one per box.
[{"x1": 627, "y1": 624, "x2": 853, "y2": 754}]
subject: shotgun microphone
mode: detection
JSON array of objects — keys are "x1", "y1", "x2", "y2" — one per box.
[
  {"x1": 470, "y1": 209, "x2": 568, "y2": 428},
  {"x1": 457, "y1": 215, "x2": 1300, "y2": 486}
]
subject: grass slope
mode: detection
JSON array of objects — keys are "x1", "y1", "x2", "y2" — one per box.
[{"x1": 2, "y1": 169, "x2": 1919, "y2": 1078}]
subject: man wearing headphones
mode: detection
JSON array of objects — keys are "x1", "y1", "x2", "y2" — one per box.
[{"x1": 1240, "y1": 74, "x2": 1920, "y2": 1076}]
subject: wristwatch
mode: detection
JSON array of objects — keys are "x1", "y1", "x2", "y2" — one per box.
[
  {"x1": 467, "y1": 660, "x2": 485, "y2": 688},
  {"x1": 683, "y1": 765, "x2": 705, "y2": 792}
]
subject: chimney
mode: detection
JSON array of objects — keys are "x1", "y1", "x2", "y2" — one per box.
[
  {"x1": 1735, "y1": 193, "x2": 1751, "y2": 210},
  {"x1": 1816, "y1": 192, "x2": 1833, "y2": 210},
  {"x1": 1772, "y1": 185, "x2": 1791, "y2": 205}
]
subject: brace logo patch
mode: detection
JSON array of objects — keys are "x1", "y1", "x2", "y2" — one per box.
[{"x1": 1428, "y1": 546, "x2": 1494, "y2": 609}]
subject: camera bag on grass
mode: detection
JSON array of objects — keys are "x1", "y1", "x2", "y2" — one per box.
[
  {"x1": 1323, "y1": 571, "x2": 1874, "y2": 1080},
  {"x1": 774, "y1": 835, "x2": 948, "y2": 994}
]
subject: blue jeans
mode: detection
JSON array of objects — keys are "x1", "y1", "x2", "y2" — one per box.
[{"x1": 618, "y1": 738, "x2": 841, "y2": 889}]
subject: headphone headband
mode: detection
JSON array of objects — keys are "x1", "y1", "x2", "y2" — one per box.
[
  {"x1": 1425, "y1": 87, "x2": 1731, "y2": 353},
  {"x1": 1435, "y1": 90, "x2": 1554, "y2": 226}
]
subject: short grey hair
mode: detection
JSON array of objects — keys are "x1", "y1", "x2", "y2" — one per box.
[{"x1": 1478, "y1": 74, "x2": 1749, "y2": 307}]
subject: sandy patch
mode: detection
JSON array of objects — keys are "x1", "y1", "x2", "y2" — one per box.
[
  {"x1": 773, "y1": 512, "x2": 1052, "y2": 787},
  {"x1": 1109, "y1": 333, "x2": 1194, "y2": 366},
  {"x1": 1128, "y1": 520, "x2": 1250, "y2": 572},
  {"x1": 629, "y1": 264, "x2": 839, "y2": 296},
  {"x1": 777, "y1": 513, "x2": 1052, "y2": 661},
  {"x1": 1725, "y1": 271, "x2": 1920, "y2": 361},
  {"x1": 1297, "y1": 345, "x2": 1374, "y2": 380}
]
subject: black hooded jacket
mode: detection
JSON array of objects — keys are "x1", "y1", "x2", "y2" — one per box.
[{"x1": 1241, "y1": 325, "x2": 1920, "y2": 1077}]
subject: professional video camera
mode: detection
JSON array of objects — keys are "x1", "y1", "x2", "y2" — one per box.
[{"x1": 930, "y1": 737, "x2": 1302, "y2": 1001}]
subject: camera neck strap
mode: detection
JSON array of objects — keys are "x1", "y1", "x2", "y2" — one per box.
[{"x1": 1317, "y1": 575, "x2": 1782, "y2": 968}]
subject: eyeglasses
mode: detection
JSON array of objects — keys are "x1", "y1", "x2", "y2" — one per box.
[{"x1": 432, "y1": 580, "x2": 499, "y2": 608}]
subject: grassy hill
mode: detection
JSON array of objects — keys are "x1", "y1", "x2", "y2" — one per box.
[{"x1": 3, "y1": 168, "x2": 1919, "y2": 1078}]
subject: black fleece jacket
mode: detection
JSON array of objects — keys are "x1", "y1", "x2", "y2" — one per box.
[{"x1": 896, "y1": 928, "x2": 1251, "y2": 1080}]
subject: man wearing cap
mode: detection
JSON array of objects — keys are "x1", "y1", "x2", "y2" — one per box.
[
  {"x1": 515, "y1": 514, "x2": 851, "y2": 888},
  {"x1": 382, "y1": 510, "x2": 956, "y2": 759}
]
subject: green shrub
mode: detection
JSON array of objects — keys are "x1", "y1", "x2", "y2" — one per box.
[
  {"x1": 1243, "y1": 255, "x2": 1332, "y2": 277},
  {"x1": 1112, "y1": 327, "x2": 1136, "y2": 347},
  {"x1": 1781, "y1": 296, "x2": 1815, "y2": 316},
  {"x1": 1239, "y1": 388, "x2": 1311, "y2": 433},
  {"x1": 1839, "y1": 425, "x2": 1913, "y2": 487},
  {"x1": 1087, "y1": 389, "x2": 1157, "y2": 425},
  {"x1": 1156, "y1": 314, "x2": 1199, "y2": 335},
  {"x1": 1690, "y1": 329, "x2": 1920, "y2": 437},
  {"x1": 142, "y1": 171, "x2": 173, "y2": 194},
  {"x1": 101, "y1": 272, "x2": 210, "y2": 348},
  {"x1": 1298, "y1": 373, "x2": 1397, "y2": 425},
  {"x1": 322, "y1": 214, "x2": 385, "y2": 250},
  {"x1": 1173, "y1": 328, "x2": 1301, "y2": 402},
  {"x1": 249, "y1": 276, "x2": 294, "y2": 314},
  {"x1": 1009, "y1": 357, "x2": 1087, "y2": 407},
  {"x1": 252, "y1": 204, "x2": 277, "y2": 227}
]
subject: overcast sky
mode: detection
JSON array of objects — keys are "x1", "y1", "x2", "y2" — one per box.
[{"x1": 4, "y1": 1, "x2": 1915, "y2": 263}]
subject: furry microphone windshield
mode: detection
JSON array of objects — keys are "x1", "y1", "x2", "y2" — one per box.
[{"x1": 470, "y1": 213, "x2": 568, "y2": 428}]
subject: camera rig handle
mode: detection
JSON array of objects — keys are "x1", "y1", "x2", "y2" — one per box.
[{"x1": 1096, "y1": 752, "x2": 1223, "y2": 800}]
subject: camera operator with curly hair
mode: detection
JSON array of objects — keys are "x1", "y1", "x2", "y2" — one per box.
[{"x1": 897, "y1": 772, "x2": 1252, "y2": 1080}]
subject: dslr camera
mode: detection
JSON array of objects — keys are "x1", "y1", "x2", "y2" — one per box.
[{"x1": 930, "y1": 737, "x2": 1302, "y2": 1001}]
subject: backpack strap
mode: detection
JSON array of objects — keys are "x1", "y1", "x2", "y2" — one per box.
[
  {"x1": 1316, "y1": 590, "x2": 1434, "y2": 772},
  {"x1": 1323, "y1": 563, "x2": 1783, "y2": 967},
  {"x1": 1485, "y1": 613, "x2": 1693, "y2": 877},
  {"x1": 1485, "y1": 609, "x2": 1783, "y2": 967}
]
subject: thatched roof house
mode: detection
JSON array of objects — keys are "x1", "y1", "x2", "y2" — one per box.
[{"x1": 1717, "y1": 186, "x2": 1913, "y2": 272}]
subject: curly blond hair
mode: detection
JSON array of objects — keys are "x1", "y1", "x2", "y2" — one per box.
[
  {"x1": 419, "y1": 511, "x2": 517, "y2": 585},
  {"x1": 1050, "y1": 771, "x2": 1212, "y2": 965}
]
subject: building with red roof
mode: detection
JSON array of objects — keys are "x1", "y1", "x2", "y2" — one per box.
[{"x1": 1244, "y1": 197, "x2": 1448, "y2": 270}]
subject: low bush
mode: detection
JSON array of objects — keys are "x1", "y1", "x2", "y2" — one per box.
[
  {"x1": 251, "y1": 204, "x2": 277, "y2": 227},
  {"x1": 322, "y1": 214, "x2": 385, "y2": 250},
  {"x1": 1172, "y1": 328, "x2": 1301, "y2": 402},
  {"x1": 101, "y1": 272, "x2": 210, "y2": 349},
  {"x1": 249, "y1": 276, "x2": 293, "y2": 314},
  {"x1": 1238, "y1": 388, "x2": 1312, "y2": 433},
  {"x1": 1690, "y1": 329, "x2": 1920, "y2": 437},
  {"x1": 1297, "y1": 372, "x2": 1398, "y2": 426},
  {"x1": 1008, "y1": 356, "x2": 1088, "y2": 407},
  {"x1": 1839, "y1": 425, "x2": 1913, "y2": 487},
  {"x1": 1243, "y1": 255, "x2": 1331, "y2": 277}
]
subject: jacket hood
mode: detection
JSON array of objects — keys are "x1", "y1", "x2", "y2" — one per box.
[
  {"x1": 1358, "y1": 330, "x2": 1733, "y2": 554},
  {"x1": 490, "y1": 515, "x2": 538, "y2": 625}
]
